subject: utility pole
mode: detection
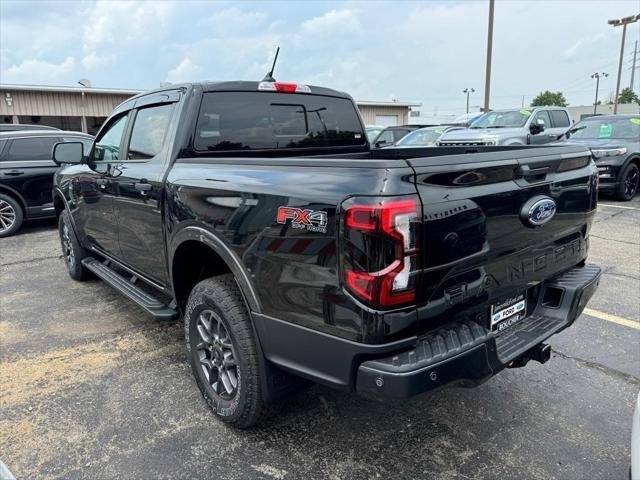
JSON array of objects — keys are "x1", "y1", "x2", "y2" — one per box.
[
  {"x1": 608, "y1": 14, "x2": 639, "y2": 114},
  {"x1": 630, "y1": 40, "x2": 638, "y2": 91},
  {"x1": 483, "y1": 0, "x2": 495, "y2": 112},
  {"x1": 591, "y1": 72, "x2": 608, "y2": 115},
  {"x1": 463, "y1": 88, "x2": 475, "y2": 114}
]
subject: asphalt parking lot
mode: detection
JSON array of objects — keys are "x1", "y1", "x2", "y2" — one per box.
[{"x1": 1, "y1": 196, "x2": 639, "y2": 480}]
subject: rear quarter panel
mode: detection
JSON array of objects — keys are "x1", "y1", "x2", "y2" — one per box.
[{"x1": 166, "y1": 158, "x2": 417, "y2": 343}]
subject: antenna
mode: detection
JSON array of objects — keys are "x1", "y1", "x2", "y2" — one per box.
[{"x1": 262, "y1": 47, "x2": 280, "y2": 82}]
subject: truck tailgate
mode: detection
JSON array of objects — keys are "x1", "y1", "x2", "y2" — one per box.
[{"x1": 406, "y1": 146, "x2": 598, "y2": 334}]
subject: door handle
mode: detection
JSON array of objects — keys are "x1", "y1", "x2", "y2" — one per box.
[
  {"x1": 4, "y1": 170, "x2": 24, "y2": 176},
  {"x1": 134, "y1": 182, "x2": 152, "y2": 192}
]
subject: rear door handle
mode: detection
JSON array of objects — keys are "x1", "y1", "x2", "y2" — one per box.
[
  {"x1": 4, "y1": 170, "x2": 24, "y2": 176},
  {"x1": 134, "y1": 182, "x2": 152, "y2": 192}
]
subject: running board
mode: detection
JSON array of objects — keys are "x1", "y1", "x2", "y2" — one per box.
[{"x1": 82, "y1": 257, "x2": 178, "y2": 321}]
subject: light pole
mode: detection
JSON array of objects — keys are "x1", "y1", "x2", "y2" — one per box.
[
  {"x1": 483, "y1": 0, "x2": 495, "y2": 112},
  {"x1": 463, "y1": 88, "x2": 475, "y2": 115},
  {"x1": 591, "y1": 72, "x2": 608, "y2": 115},
  {"x1": 608, "y1": 14, "x2": 639, "y2": 114},
  {"x1": 77, "y1": 78, "x2": 91, "y2": 134}
]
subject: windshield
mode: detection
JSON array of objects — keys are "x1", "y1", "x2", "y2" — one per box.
[
  {"x1": 195, "y1": 92, "x2": 366, "y2": 151},
  {"x1": 396, "y1": 128, "x2": 443, "y2": 146},
  {"x1": 470, "y1": 109, "x2": 531, "y2": 129},
  {"x1": 570, "y1": 117, "x2": 640, "y2": 140}
]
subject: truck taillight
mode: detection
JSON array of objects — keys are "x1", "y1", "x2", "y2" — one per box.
[{"x1": 342, "y1": 197, "x2": 421, "y2": 307}]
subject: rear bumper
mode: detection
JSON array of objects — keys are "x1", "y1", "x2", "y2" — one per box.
[{"x1": 356, "y1": 263, "x2": 602, "y2": 399}]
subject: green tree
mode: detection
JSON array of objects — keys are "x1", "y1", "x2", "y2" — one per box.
[
  {"x1": 531, "y1": 90, "x2": 568, "y2": 107},
  {"x1": 617, "y1": 87, "x2": 639, "y2": 105}
]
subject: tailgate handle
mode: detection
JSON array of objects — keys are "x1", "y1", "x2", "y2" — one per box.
[{"x1": 515, "y1": 165, "x2": 550, "y2": 177}]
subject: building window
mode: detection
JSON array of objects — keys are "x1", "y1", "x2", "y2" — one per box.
[{"x1": 18, "y1": 115, "x2": 82, "y2": 131}]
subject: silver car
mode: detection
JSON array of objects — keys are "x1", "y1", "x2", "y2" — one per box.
[{"x1": 438, "y1": 107, "x2": 573, "y2": 146}]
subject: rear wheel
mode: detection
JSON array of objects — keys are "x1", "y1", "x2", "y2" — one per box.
[
  {"x1": 185, "y1": 274, "x2": 266, "y2": 428},
  {"x1": 58, "y1": 210, "x2": 91, "y2": 280},
  {"x1": 616, "y1": 163, "x2": 639, "y2": 201},
  {"x1": 0, "y1": 193, "x2": 23, "y2": 238}
]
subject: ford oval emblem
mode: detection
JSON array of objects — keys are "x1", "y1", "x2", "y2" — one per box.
[{"x1": 520, "y1": 196, "x2": 557, "y2": 227}]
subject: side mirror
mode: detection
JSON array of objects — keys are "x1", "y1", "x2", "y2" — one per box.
[
  {"x1": 530, "y1": 122, "x2": 545, "y2": 135},
  {"x1": 53, "y1": 142, "x2": 85, "y2": 165}
]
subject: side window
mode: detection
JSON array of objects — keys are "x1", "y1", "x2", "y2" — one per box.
[
  {"x1": 0, "y1": 139, "x2": 6, "y2": 157},
  {"x1": 532, "y1": 110, "x2": 551, "y2": 128},
  {"x1": 550, "y1": 110, "x2": 570, "y2": 128},
  {"x1": 5, "y1": 136, "x2": 58, "y2": 161},
  {"x1": 92, "y1": 114, "x2": 129, "y2": 162},
  {"x1": 63, "y1": 137, "x2": 93, "y2": 156},
  {"x1": 376, "y1": 130, "x2": 395, "y2": 145},
  {"x1": 127, "y1": 103, "x2": 173, "y2": 161}
]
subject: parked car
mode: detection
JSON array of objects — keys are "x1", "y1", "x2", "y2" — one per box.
[
  {"x1": 0, "y1": 124, "x2": 61, "y2": 132},
  {"x1": 372, "y1": 125, "x2": 423, "y2": 147},
  {"x1": 52, "y1": 80, "x2": 600, "y2": 428},
  {"x1": 629, "y1": 393, "x2": 640, "y2": 480},
  {"x1": 438, "y1": 107, "x2": 573, "y2": 146},
  {"x1": 393, "y1": 126, "x2": 459, "y2": 147},
  {"x1": 559, "y1": 115, "x2": 640, "y2": 200},
  {"x1": 0, "y1": 130, "x2": 92, "y2": 237},
  {"x1": 365, "y1": 125, "x2": 385, "y2": 142},
  {"x1": 632, "y1": 391, "x2": 640, "y2": 480},
  {"x1": 451, "y1": 112, "x2": 484, "y2": 127}
]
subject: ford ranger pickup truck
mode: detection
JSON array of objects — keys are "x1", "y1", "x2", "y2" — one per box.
[{"x1": 52, "y1": 81, "x2": 601, "y2": 428}]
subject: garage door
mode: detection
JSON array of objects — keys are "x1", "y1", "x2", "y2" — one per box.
[{"x1": 375, "y1": 115, "x2": 398, "y2": 127}]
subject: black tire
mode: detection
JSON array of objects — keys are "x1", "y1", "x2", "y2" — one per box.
[
  {"x1": 185, "y1": 274, "x2": 266, "y2": 428},
  {"x1": 615, "y1": 162, "x2": 639, "y2": 201},
  {"x1": 0, "y1": 193, "x2": 24, "y2": 238},
  {"x1": 58, "y1": 210, "x2": 92, "y2": 281}
]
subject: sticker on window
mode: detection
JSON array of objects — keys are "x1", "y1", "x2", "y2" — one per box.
[
  {"x1": 520, "y1": 109, "x2": 531, "y2": 116},
  {"x1": 599, "y1": 123, "x2": 613, "y2": 138},
  {"x1": 630, "y1": 118, "x2": 640, "y2": 126}
]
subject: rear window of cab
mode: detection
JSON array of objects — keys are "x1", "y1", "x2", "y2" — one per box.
[{"x1": 194, "y1": 92, "x2": 366, "y2": 151}]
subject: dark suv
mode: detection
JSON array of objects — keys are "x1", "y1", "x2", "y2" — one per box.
[{"x1": 0, "y1": 130, "x2": 93, "y2": 237}]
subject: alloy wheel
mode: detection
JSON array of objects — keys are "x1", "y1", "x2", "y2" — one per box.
[
  {"x1": 624, "y1": 168, "x2": 639, "y2": 199},
  {"x1": 61, "y1": 223, "x2": 75, "y2": 269},
  {"x1": 195, "y1": 309, "x2": 239, "y2": 400},
  {"x1": 0, "y1": 199, "x2": 16, "y2": 234}
]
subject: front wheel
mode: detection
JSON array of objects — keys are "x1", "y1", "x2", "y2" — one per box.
[
  {"x1": 615, "y1": 163, "x2": 639, "y2": 201},
  {"x1": 58, "y1": 210, "x2": 92, "y2": 280},
  {"x1": 185, "y1": 274, "x2": 267, "y2": 428}
]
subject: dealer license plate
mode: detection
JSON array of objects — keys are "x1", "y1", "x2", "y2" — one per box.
[{"x1": 490, "y1": 294, "x2": 526, "y2": 333}]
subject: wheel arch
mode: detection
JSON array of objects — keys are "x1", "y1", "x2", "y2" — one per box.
[
  {"x1": 169, "y1": 226, "x2": 262, "y2": 315},
  {"x1": 0, "y1": 185, "x2": 27, "y2": 216}
]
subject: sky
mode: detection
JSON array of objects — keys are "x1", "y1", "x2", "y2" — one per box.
[{"x1": 1, "y1": 0, "x2": 639, "y2": 115}]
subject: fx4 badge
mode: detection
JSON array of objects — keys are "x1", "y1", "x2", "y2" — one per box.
[{"x1": 277, "y1": 206, "x2": 328, "y2": 233}]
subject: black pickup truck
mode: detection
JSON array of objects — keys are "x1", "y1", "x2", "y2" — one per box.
[{"x1": 52, "y1": 81, "x2": 601, "y2": 428}]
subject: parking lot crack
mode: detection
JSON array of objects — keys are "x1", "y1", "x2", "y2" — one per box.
[
  {"x1": 553, "y1": 349, "x2": 640, "y2": 385},
  {"x1": 0, "y1": 255, "x2": 61, "y2": 268}
]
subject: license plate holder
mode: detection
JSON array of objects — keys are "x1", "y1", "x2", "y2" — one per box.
[{"x1": 490, "y1": 294, "x2": 526, "y2": 333}]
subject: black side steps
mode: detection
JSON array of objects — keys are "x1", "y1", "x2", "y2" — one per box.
[{"x1": 82, "y1": 257, "x2": 178, "y2": 321}]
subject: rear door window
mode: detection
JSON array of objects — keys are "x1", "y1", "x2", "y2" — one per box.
[
  {"x1": 4, "y1": 136, "x2": 58, "y2": 161},
  {"x1": 194, "y1": 92, "x2": 365, "y2": 151},
  {"x1": 550, "y1": 110, "x2": 570, "y2": 128}
]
